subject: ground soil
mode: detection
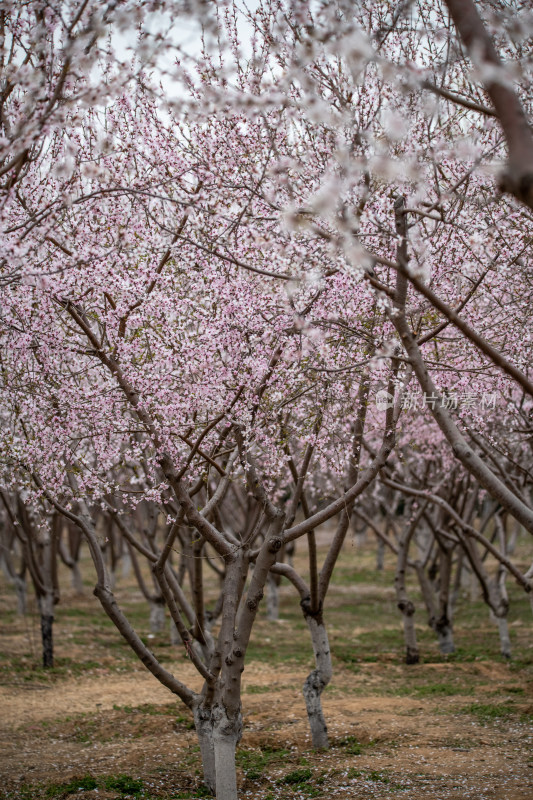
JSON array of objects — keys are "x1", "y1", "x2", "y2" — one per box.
[
  {"x1": 1, "y1": 535, "x2": 532, "y2": 800},
  {"x1": 1, "y1": 652, "x2": 532, "y2": 800}
]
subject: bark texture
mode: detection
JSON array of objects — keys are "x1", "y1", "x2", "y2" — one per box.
[
  {"x1": 266, "y1": 572, "x2": 279, "y2": 621},
  {"x1": 495, "y1": 615, "x2": 511, "y2": 659},
  {"x1": 39, "y1": 593, "x2": 55, "y2": 669},
  {"x1": 444, "y1": 0, "x2": 533, "y2": 210},
  {"x1": 212, "y1": 704, "x2": 242, "y2": 800},
  {"x1": 149, "y1": 599, "x2": 166, "y2": 633},
  {"x1": 302, "y1": 616, "x2": 332, "y2": 749},
  {"x1": 436, "y1": 616, "x2": 455, "y2": 655},
  {"x1": 194, "y1": 703, "x2": 216, "y2": 795}
]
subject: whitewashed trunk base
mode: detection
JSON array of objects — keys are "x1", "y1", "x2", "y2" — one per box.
[
  {"x1": 38, "y1": 593, "x2": 55, "y2": 668},
  {"x1": 495, "y1": 615, "x2": 511, "y2": 658},
  {"x1": 149, "y1": 601, "x2": 166, "y2": 634},
  {"x1": 402, "y1": 610, "x2": 419, "y2": 664},
  {"x1": 194, "y1": 704, "x2": 216, "y2": 795},
  {"x1": 170, "y1": 620, "x2": 181, "y2": 645},
  {"x1": 70, "y1": 562, "x2": 84, "y2": 595},
  {"x1": 266, "y1": 574, "x2": 279, "y2": 621},
  {"x1": 14, "y1": 575, "x2": 27, "y2": 615},
  {"x1": 303, "y1": 672, "x2": 329, "y2": 749},
  {"x1": 376, "y1": 538, "x2": 385, "y2": 571},
  {"x1": 121, "y1": 550, "x2": 132, "y2": 579},
  {"x1": 303, "y1": 618, "x2": 332, "y2": 749},
  {"x1": 212, "y1": 705, "x2": 242, "y2": 800},
  {"x1": 437, "y1": 624, "x2": 455, "y2": 654}
]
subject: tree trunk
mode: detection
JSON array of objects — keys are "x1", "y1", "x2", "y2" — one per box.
[
  {"x1": 376, "y1": 536, "x2": 385, "y2": 571},
  {"x1": 170, "y1": 620, "x2": 181, "y2": 645},
  {"x1": 266, "y1": 573, "x2": 279, "y2": 621},
  {"x1": 351, "y1": 515, "x2": 366, "y2": 547},
  {"x1": 493, "y1": 614, "x2": 511, "y2": 659},
  {"x1": 493, "y1": 517, "x2": 511, "y2": 658},
  {"x1": 460, "y1": 560, "x2": 472, "y2": 591},
  {"x1": 57, "y1": 527, "x2": 84, "y2": 595},
  {"x1": 507, "y1": 518, "x2": 519, "y2": 555},
  {"x1": 107, "y1": 566, "x2": 117, "y2": 590},
  {"x1": 302, "y1": 616, "x2": 332, "y2": 749},
  {"x1": 0, "y1": 547, "x2": 27, "y2": 614},
  {"x1": 415, "y1": 563, "x2": 436, "y2": 630},
  {"x1": 435, "y1": 615, "x2": 455, "y2": 654},
  {"x1": 451, "y1": 550, "x2": 464, "y2": 608},
  {"x1": 36, "y1": 526, "x2": 57, "y2": 669},
  {"x1": 395, "y1": 514, "x2": 422, "y2": 664},
  {"x1": 469, "y1": 566, "x2": 480, "y2": 601},
  {"x1": 14, "y1": 574, "x2": 27, "y2": 615},
  {"x1": 212, "y1": 704, "x2": 242, "y2": 800},
  {"x1": 194, "y1": 703, "x2": 216, "y2": 795},
  {"x1": 121, "y1": 548, "x2": 132, "y2": 579},
  {"x1": 149, "y1": 599, "x2": 166, "y2": 633},
  {"x1": 436, "y1": 547, "x2": 455, "y2": 654},
  {"x1": 286, "y1": 540, "x2": 295, "y2": 568},
  {"x1": 400, "y1": 600, "x2": 419, "y2": 664},
  {"x1": 38, "y1": 592, "x2": 55, "y2": 668},
  {"x1": 70, "y1": 560, "x2": 84, "y2": 595}
]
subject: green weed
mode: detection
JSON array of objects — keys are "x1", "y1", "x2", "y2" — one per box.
[
  {"x1": 346, "y1": 768, "x2": 391, "y2": 784},
  {"x1": 277, "y1": 768, "x2": 312, "y2": 785},
  {"x1": 45, "y1": 775, "x2": 98, "y2": 797},
  {"x1": 40, "y1": 773, "x2": 145, "y2": 798},
  {"x1": 244, "y1": 684, "x2": 271, "y2": 694},
  {"x1": 175, "y1": 713, "x2": 195, "y2": 730},
  {"x1": 172, "y1": 787, "x2": 211, "y2": 799},
  {"x1": 113, "y1": 703, "x2": 135, "y2": 713},
  {"x1": 335, "y1": 734, "x2": 364, "y2": 754},
  {"x1": 238, "y1": 745, "x2": 291, "y2": 779},
  {"x1": 102, "y1": 774, "x2": 144, "y2": 795},
  {"x1": 462, "y1": 702, "x2": 515, "y2": 721},
  {"x1": 413, "y1": 682, "x2": 466, "y2": 696}
]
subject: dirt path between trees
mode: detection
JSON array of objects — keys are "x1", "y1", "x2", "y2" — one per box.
[{"x1": 0, "y1": 666, "x2": 203, "y2": 728}]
